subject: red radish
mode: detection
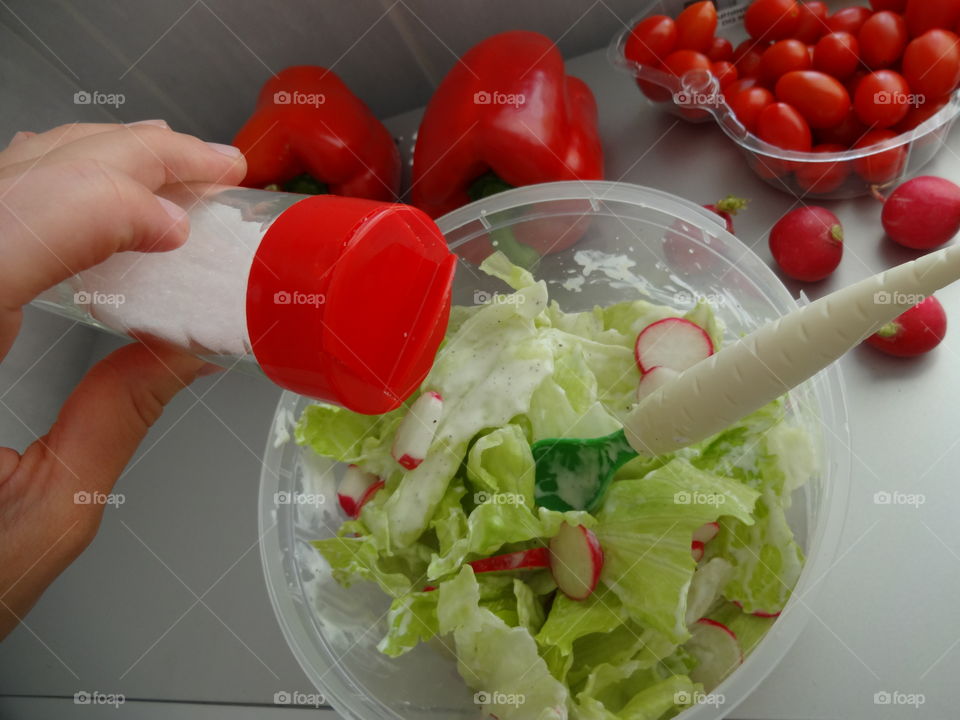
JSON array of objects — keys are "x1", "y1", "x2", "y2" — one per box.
[
  {"x1": 769, "y1": 207, "x2": 844, "y2": 282},
  {"x1": 636, "y1": 366, "x2": 680, "y2": 403},
  {"x1": 686, "y1": 618, "x2": 744, "y2": 691},
  {"x1": 733, "y1": 600, "x2": 782, "y2": 618},
  {"x1": 634, "y1": 318, "x2": 715, "y2": 373},
  {"x1": 422, "y1": 585, "x2": 436, "y2": 592},
  {"x1": 337, "y1": 465, "x2": 384, "y2": 518},
  {"x1": 866, "y1": 296, "x2": 947, "y2": 357},
  {"x1": 704, "y1": 196, "x2": 749, "y2": 233},
  {"x1": 549, "y1": 522, "x2": 604, "y2": 601},
  {"x1": 881, "y1": 176, "x2": 960, "y2": 250},
  {"x1": 691, "y1": 540, "x2": 706, "y2": 562},
  {"x1": 391, "y1": 391, "x2": 443, "y2": 470},
  {"x1": 468, "y1": 546, "x2": 551, "y2": 574},
  {"x1": 693, "y1": 521, "x2": 720, "y2": 544}
]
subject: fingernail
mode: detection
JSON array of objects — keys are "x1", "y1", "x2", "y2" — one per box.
[
  {"x1": 126, "y1": 119, "x2": 169, "y2": 128},
  {"x1": 8, "y1": 131, "x2": 35, "y2": 146},
  {"x1": 206, "y1": 142, "x2": 243, "y2": 159},
  {"x1": 197, "y1": 363, "x2": 224, "y2": 377},
  {"x1": 157, "y1": 196, "x2": 188, "y2": 225}
]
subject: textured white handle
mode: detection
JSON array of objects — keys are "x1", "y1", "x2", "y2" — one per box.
[{"x1": 625, "y1": 243, "x2": 960, "y2": 455}]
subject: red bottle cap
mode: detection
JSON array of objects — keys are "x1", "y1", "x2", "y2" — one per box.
[{"x1": 246, "y1": 195, "x2": 456, "y2": 414}]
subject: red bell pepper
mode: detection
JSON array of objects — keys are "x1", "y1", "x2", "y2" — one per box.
[
  {"x1": 234, "y1": 66, "x2": 400, "y2": 201},
  {"x1": 411, "y1": 31, "x2": 604, "y2": 220}
]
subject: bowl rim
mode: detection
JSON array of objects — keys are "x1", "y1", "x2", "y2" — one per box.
[{"x1": 259, "y1": 181, "x2": 854, "y2": 720}]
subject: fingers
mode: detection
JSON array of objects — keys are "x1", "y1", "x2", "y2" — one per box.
[
  {"x1": 0, "y1": 342, "x2": 208, "y2": 639},
  {"x1": 0, "y1": 122, "x2": 126, "y2": 169},
  {"x1": 0, "y1": 161, "x2": 190, "y2": 337}
]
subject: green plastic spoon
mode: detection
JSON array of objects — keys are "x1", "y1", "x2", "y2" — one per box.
[{"x1": 533, "y1": 243, "x2": 960, "y2": 512}]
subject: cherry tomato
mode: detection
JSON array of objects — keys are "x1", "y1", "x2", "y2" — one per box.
[
  {"x1": 795, "y1": 144, "x2": 852, "y2": 193},
  {"x1": 757, "y1": 101, "x2": 814, "y2": 151},
  {"x1": 676, "y1": 1, "x2": 718, "y2": 52},
  {"x1": 815, "y1": 106, "x2": 869, "y2": 145},
  {"x1": 897, "y1": 97, "x2": 950, "y2": 131},
  {"x1": 905, "y1": 0, "x2": 960, "y2": 38},
  {"x1": 902, "y1": 29, "x2": 960, "y2": 98},
  {"x1": 813, "y1": 31, "x2": 861, "y2": 79},
  {"x1": 730, "y1": 86, "x2": 776, "y2": 132},
  {"x1": 662, "y1": 49, "x2": 712, "y2": 77},
  {"x1": 871, "y1": 0, "x2": 906, "y2": 11},
  {"x1": 722, "y1": 76, "x2": 761, "y2": 100},
  {"x1": 854, "y1": 69, "x2": 913, "y2": 126},
  {"x1": 776, "y1": 70, "x2": 852, "y2": 128},
  {"x1": 761, "y1": 39, "x2": 813, "y2": 85},
  {"x1": 858, "y1": 11, "x2": 908, "y2": 67},
  {"x1": 745, "y1": 0, "x2": 801, "y2": 40},
  {"x1": 707, "y1": 36, "x2": 735, "y2": 61},
  {"x1": 853, "y1": 129, "x2": 908, "y2": 183},
  {"x1": 733, "y1": 39, "x2": 767, "y2": 78},
  {"x1": 637, "y1": 78, "x2": 674, "y2": 102},
  {"x1": 711, "y1": 60, "x2": 740, "y2": 88},
  {"x1": 625, "y1": 15, "x2": 678, "y2": 66},
  {"x1": 794, "y1": 1, "x2": 829, "y2": 43},
  {"x1": 826, "y1": 6, "x2": 873, "y2": 35}
]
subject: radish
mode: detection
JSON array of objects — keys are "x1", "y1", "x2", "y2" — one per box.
[
  {"x1": 468, "y1": 547, "x2": 551, "y2": 574},
  {"x1": 391, "y1": 391, "x2": 443, "y2": 470},
  {"x1": 691, "y1": 540, "x2": 706, "y2": 563},
  {"x1": 337, "y1": 465, "x2": 385, "y2": 518},
  {"x1": 693, "y1": 521, "x2": 720, "y2": 544},
  {"x1": 686, "y1": 618, "x2": 744, "y2": 691},
  {"x1": 548, "y1": 522, "x2": 604, "y2": 601},
  {"x1": 733, "y1": 600, "x2": 781, "y2": 618},
  {"x1": 866, "y1": 295, "x2": 947, "y2": 357},
  {"x1": 769, "y1": 206, "x2": 844, "y2": 282},
  {"x1": 881, "y1": 176, "x2": 960, "y2": 250},
  {"x1": 635, "y1": 366, "x2": 680, "y2": 403},
  {"x1": 634, "y1": 318, "x2": 714, "y2": 373},
  {"x1": 704, "y1": 195, "x2": 749, "y2": 234}
]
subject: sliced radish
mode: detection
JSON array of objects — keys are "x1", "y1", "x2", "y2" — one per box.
[
  {"x1": 635, "y1": 366, "x2": 680, "y2": 403},
  {"x1": 634, "y1": 318, "x2": 714, "y2": 373},
  {"x1": 693, "y1": 522, "x2": 720, "y2": 544},
  {"x1": 691, "y1": 540, "x2": 706, "y2": 563},
  {"x1": 468, "y1": 547, "x2": 551, "y2": 574},
  {"x1": 733, "y1": 600, "x2": 782, "y2": 618},
  {"x1": 337, "y1": 465, "x2": 384, "y2": 518},
  {"x1": 686, "y1": 618, "x2": 743, "y2": 692},
  {"x1": 391, "y1": 391, "x2": 443, "y2": 470},
  {"x1": 549, "y1": 522, "x2": 604, "y2": 601}
]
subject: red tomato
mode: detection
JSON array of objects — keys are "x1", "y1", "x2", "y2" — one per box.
[
  {"x1": 815, "y1": 106, "x2": 869, "y2": 145},
  {"x1": 730, "y1": 86, "x2": 776, "y2": 132},
  {"x1": 711, "y1": 60, "x2": 740, "y2": 88},
  {"x1": 637, "y1": 78, "x2": 674, "y2": 102},
  {"x1": 795, "y1": 144, "x2": 852, "y2": 193},
  {"x1": 707, "y1": 36, "x2": 735, "y2": 61},
  {"x1": 662, "y1": 49, "x2": 712, "y2": 76},
  {"x1": 902, "y1": 30, "x2": 960, "y2": 98},
  {"x1": 905, "y1": 0, "x2": 960, "y2": 37},
  {"x1": 625, "y1": 16, "x2": 678, "y2": 66},
  {"x1": 776, "y1": 70, "x2": 852, "y2": 127},
  {"x1": 794, "y1": 1, "x2": 829, "y2": 43},
  {"x1": 871, "y1": 0, "x2": 906, "y2": 10},
  {"x1": 722, "y1": 76, "x2": 761, "y2": 100},
  {"x1": 826, "y1": 6, "x2": 873, "y2": 35},
  {"x1": 676, "y1": 1, "x2": 719, "y2": 52},
  {"x1": 858, "y1": 11, "x2": 908, "y2": 67},
  {"x1": 745, "y1": 0, "x2": 801, "y2": 40},
  {"x1": 853, "y1": 129, "x2": 908, "y2": 182},
  {"x1": 733, "y1": 40, "x2": 767, "y2": 78},
  {"x1": 897, "y1": 97, "x2": 950, "y2": 131},
  {"x1": 757, "y1": 102, "x2": 814, "y2": 151},
  {"x1": 761, "y1": 39, "x2": 813, "y2": 85},
  {"x1": 813, "y1": 31, "x2": 861, "y2": 78},
  {"x1": 854, "y1": 70, "x2": 913, "y2": 126}
]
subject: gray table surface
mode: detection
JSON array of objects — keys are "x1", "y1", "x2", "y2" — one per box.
[{"x1": 4, "y1": 46, "x2": 960, "y2": 720}]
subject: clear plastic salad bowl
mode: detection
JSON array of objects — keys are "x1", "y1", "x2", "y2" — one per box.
[
  {"x1": 258, "y1": 181, "x2": 852, "y2": 720},
  {"x1": 608, "y1": 0, "x2": 960, "y2": 199}
]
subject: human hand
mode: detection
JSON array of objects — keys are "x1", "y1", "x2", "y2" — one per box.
[{"x1": 0, "y1": 121, "x2": 246, "y2": 639}]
